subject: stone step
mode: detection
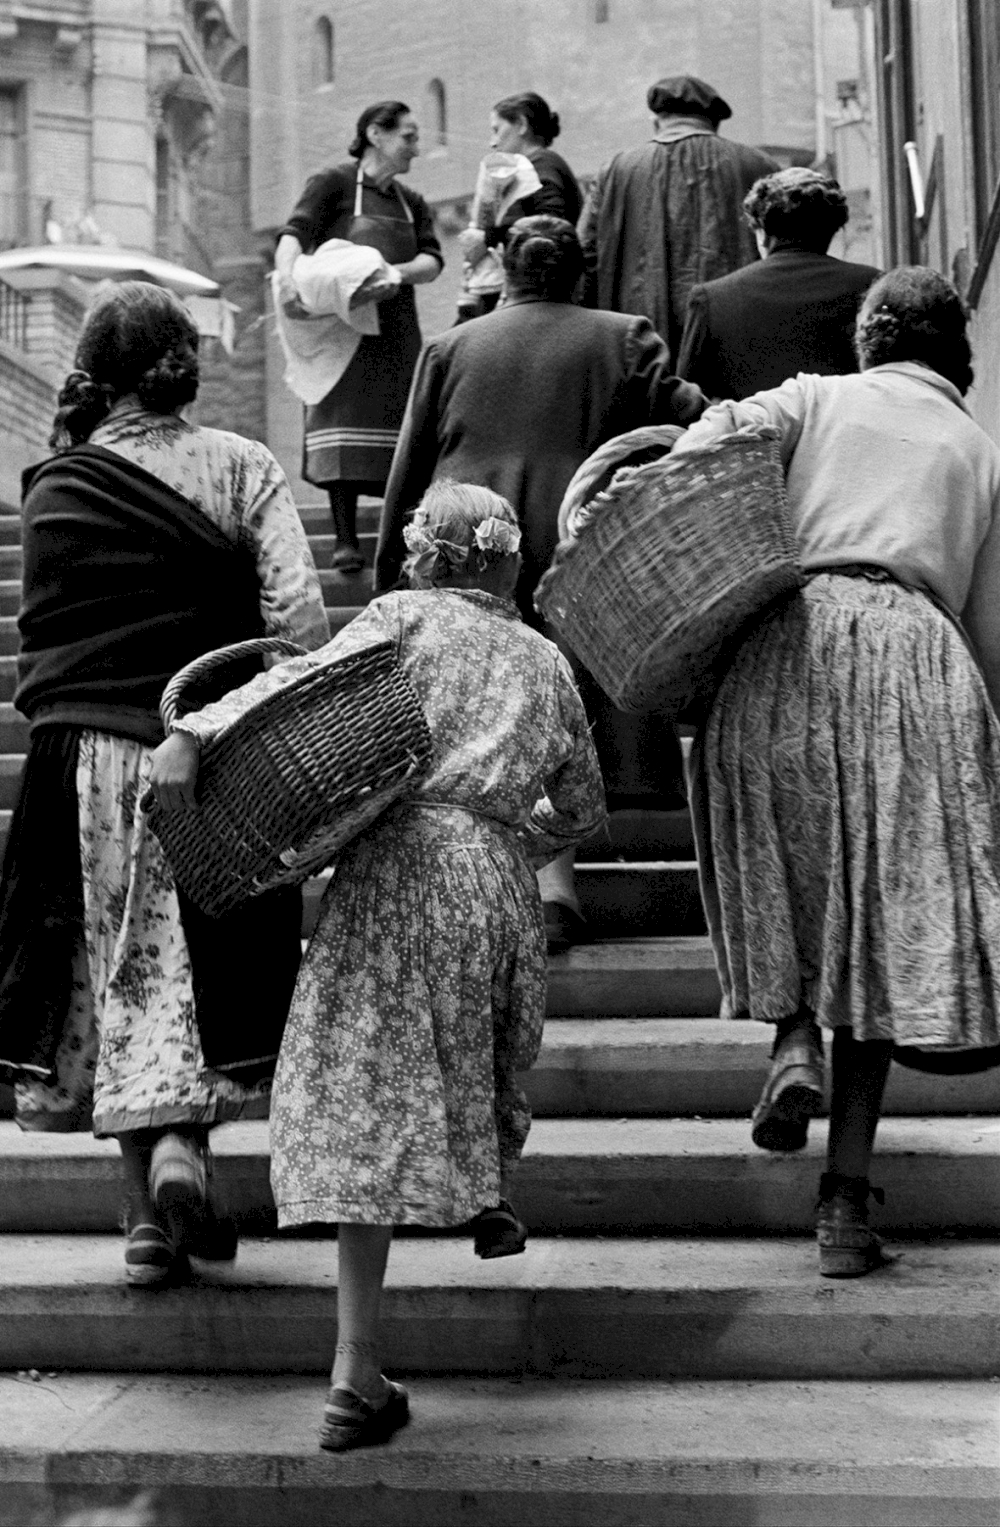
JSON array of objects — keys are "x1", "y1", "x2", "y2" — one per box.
[
  {"x1": 0, "y1": 580, "x2": 18, "y2": 617},
  {"x1": 297, "y1": 496, "x2": 383, "y2": 536},
  {"x1": 578, "y1": 806, "x2": 694, "y2": 860},
  {"x1": 545, "y1": 936, "x2": 719, "y2": 1016},
  {"x1": 0, "y1": 514, "x2": 20, "y2": 545},
  {"x1": 1, "y1": 1373, "x2": 995, "y2": 1527},
  {"x1": 0, "y1": 702, "x2": 28, "y2": 753},
  {"x1": 0, "y1": 545, "x2": 20, "y2": 577},
  {"x1": 0, "y1": 655, "x2": 15, "y2": 702},
  {"x1": 319, "y1": 567, "x2": 377, "y2": 609},
  {"x1": 0, "y1": 1235, "x2": 996, "y2": 1380},
  {"x1": 529, "y1": 1018, "x2": 1000, "y2": 1117},
  {"x1": 2, "y1": 1117, "x2": 996, "y2": 1236}
]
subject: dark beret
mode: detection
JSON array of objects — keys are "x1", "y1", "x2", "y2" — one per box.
[{"x1": 646, "y1": 74, "x2": 731, "y2": 124}]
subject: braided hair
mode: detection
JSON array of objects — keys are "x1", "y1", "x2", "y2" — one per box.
[
  {"x1": 855, "y1": 267, "x2": 973, "y2": 395},
  {"x1": 50, "y1": 280, "x2": 199, "y2": 450}
]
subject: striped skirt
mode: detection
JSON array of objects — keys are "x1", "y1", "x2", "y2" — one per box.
[{"x1": 690, "y1": 573, "x2": 1000, "y2": 1049}]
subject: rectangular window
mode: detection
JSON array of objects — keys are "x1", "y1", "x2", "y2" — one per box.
[
  {"x1": 0, "y1": 87, "x2": 26, "y2": 249},
  {"x1": 968, "y1": 0, "x2": 1000, "y2": 242}
]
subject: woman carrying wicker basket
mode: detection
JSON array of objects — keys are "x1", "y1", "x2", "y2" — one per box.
[
  {"x1": 671, "y1": 267, "x2": 1000, "y2": 1277},
  {"x1": 149, "y1": 480, "x2": 605, "y2": 1450},
  {"x1": 0, "y1": 282, "x2": 330, "y2": 1287}
]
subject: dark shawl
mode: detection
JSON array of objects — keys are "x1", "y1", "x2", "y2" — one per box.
[
  {"x1": 0, "y1": 446, "x2": 301, "y2": 1090},
  {"x1": 16, "y1": 444, "x2": 269, "y2": 744}
]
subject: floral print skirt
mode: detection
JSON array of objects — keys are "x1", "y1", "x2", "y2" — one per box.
[
  {"x1": 16, "y1": 731, "x2": 269, "y2": 1135},
  {"x1": 690, "y1": 574, "x2": 1000, "y2": 1049},
  {"x1": 270, "y1": 803, "x2": 547, "y2": 1229}
]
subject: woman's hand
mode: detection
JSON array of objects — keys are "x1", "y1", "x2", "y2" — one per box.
[
  {"x1": 458, "y1": 227, "x2": 488, "y2": 265},
  {"x1": 148, "y1": 731, "x2": 201, "y2": 812}
]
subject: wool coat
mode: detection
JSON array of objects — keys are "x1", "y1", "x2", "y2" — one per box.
[
  {"x1": 375, "y1": 295, "x2": 691, "y2": 610},
  {"x1": 677, "y1": 247, "x2": 882, "y2": 400}
]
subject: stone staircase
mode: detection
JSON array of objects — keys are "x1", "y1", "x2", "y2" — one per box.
[{"x1": 0, "y1": 499, "x2": 998, "y2": 1525}]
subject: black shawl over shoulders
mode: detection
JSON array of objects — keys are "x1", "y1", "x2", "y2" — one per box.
[
  {"x1": 16, "y1": 443, "x2": 267, "y2": 744},
  {"x1": 0, "y1": 444, "x2": 301, "y2": 1093}
]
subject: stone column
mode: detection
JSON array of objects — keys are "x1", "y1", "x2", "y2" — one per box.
[{"x1": 89, "y1": 0, "x2": 155, "y2": 250}]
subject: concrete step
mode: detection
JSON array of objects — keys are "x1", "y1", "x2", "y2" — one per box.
[
  {"x1": 0, "y1": 514, "x2": 20, "y2": 545},
  {"x1": 529, "y1": 1018, "x2": 1000, "y2": 1117},
  {"x1": 0, "y1": 617, "x2": 18, "y2": 656},
  {"x1": 579, "y1": 806, "x2": 694, "y2": 860},
  {"x1": 0, "y1": 545, "x2": 20, "y2": 577},
  {"x1": 297, "y1": 496, "x2": 382, "y2": 536},
  {"x1": 0, "y1": 655, "x2": 15, "y2": 702},
  {"x1": 0, "y1": 1235, "x2": 996, "y2": 1380},
  {"x1": 545, "y1": 936, "x2": 720, "y2": 1016},
  {"x1": 1, "y1": 1373, "x2": 995, "y2": 1527},
  {"x1": 319, "y1": 567, "x2": 377, "y2": 609},
  {"x1": 2, "y1": 1117, "x2": 996, "y2": 1236},
  {"x1": 328, "y1": 603, "x2": 365, "y2": 635},
  {"x1": 0, "y1": 702, "x2": 28, "y2": 753},
  {"x1": 0, "y1": 581, "x2": 18, "y2": 617}
]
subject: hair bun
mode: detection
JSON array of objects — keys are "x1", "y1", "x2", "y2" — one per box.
[{"x1": 548, "y1": 110, "x2": 561, "y2": 141}]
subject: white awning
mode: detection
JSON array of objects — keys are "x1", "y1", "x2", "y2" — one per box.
[{"x1": 0, "y1": 246, "x2": 220, "y2": 298}]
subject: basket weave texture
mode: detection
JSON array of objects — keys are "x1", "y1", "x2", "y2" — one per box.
[
  {"x1": 144, "y1": 636, "x2": 433, "y2": 917},
  {"x1": 537, "y1": 429, "x2": 803, "y2": 717}
]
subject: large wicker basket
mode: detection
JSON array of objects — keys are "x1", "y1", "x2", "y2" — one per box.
[
  {"x1": 143, "y1": 635, "x2": 433, "y2": 917},
  {"x1": 536, "y1": 428, "x2": 803, "y2": 717}
]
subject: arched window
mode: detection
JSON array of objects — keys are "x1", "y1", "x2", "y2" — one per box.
[
  {"x1": 313, "y1": 16, "x2": 334, "y2": 88},
  {"x1": 594, "y1": 0, "x2": 609, "y2": 20},
  {"x1": 427, "y1": 77, "x2": 447, "y2": 147}
]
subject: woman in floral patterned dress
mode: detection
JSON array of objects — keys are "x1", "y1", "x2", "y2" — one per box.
[
  {"x1": 0, "y1": 282, "x2": 329, "y2": 1287},
  {"x1": 152, "y1": 481, "x2": 605, "y2": 1450}
]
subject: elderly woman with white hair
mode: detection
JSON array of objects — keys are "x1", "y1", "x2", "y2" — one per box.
[{"x1": 149, "y1": 479, "x2": 605, "y2": 1451}]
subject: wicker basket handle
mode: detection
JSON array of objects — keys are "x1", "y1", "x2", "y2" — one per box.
[{"x1": 160, "y1": 637, "x2": 308, "y2": 733}]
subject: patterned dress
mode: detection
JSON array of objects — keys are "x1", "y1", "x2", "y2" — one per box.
[
  {"x1": 678, "y1": 371, "x2": 1000, "y2": 1051},
  {"x1": 177, "y1": 588, "x2": 606, "y2": 1227},
  {"x1": 15, "y1": 406, "x2": 329, "y2": 1135}
]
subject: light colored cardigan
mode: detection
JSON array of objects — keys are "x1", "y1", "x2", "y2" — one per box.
[{"x1": 674, "y1": 361, "x2": 1000, "y2": 678}]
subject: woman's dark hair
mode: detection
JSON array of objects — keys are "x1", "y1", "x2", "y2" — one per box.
[
  {"x1": 855, "y1": 266, "x2": 973, "y2": 395},
  {"x1": 50, "y1": 280, "x2": 200, "y2": 450},
  {"x1": 503, "y1": 215, "x2": 583, "y2": 302},
  {"x1": 348, "y1": 99, "x2": 411, "y2": 158},
  {"x1": 744, "y1": 167, "x2": 848, "y2": 252},
  {"x1": 493, "y1": 91, "x2": 560, "y2": 146}
]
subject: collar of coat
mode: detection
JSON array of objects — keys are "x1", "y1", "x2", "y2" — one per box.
[{"x1": 652, "y1": 116, "x2": 717, "y2": 144}]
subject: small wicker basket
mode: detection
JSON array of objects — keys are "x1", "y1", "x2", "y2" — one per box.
[
  {"x1": 143, "y1": 635, "x2": 433, "y2": 917},
  {"x1": 536, "y1": 428, "x2": 803, "y2": 718}
]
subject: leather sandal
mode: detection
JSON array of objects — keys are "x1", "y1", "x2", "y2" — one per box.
[
  {"x1": 472, "y1": 1198, "x2": 527, "y2": 1259},
  {"x1": 750, "y1": 1018, "x2": 825, "y2": 1152},
  {"x1": 319, "y1": 1379, "x2": 409, "y2": 1453},
  {"x1": 816, "y1": 1172, "x2": 894, "y2": 1278}
]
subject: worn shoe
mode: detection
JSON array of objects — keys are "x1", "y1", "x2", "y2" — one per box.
[
  {"x1": 149, "y1": 1132, "x2": 208, "y2": 1246},
  {"x1": 184, "y1": 1201, "x2": 240, "y2": 1264},
  {"x1": 543, "y1": 901, "x2": 589, "y2": 954},
  {"x1": 471, "y1": 1198, "x2": 527, "y2": 1259},
  {"x1": 330, "y1": 539, "x2": 365, "y2": 573},
  {"x1": 816, "y1": 1172, "x2": 893, "y2": 1278},
  {"x1": 750, "y1": 1019, "x2": 825, "y2": 1152},
  {"x1": 124, "y1": 1221, "x2": 186, "y2": 1288},
  {"x1": 319, "y1": 1379, "x2": 410, "y2": 1453}
]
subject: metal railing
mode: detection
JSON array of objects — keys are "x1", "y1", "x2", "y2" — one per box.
[{"x1": 0, "y1": 278, "x2": 28, "y2": 351}]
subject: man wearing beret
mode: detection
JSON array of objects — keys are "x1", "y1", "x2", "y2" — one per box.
[{"x1": 578, "y1": 75, "x2": 779, "y2": 365}]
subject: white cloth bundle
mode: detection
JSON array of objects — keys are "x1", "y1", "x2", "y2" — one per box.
[
  {"x1": 271, "y1": 238, "x2": 402, "y2": 405},
  {"x1": 460, "y1": 152, "x2": 543, "y2": 296}
]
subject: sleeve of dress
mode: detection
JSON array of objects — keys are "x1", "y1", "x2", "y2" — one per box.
[
  {"x1": 522, "y1": 653, "x2": 607, "y2": 867},
  {"x1": 669, "y1": 373, "x2": 810, "y2": 467},
  {"x1": 375, "y1": 340, "x2": 445, "y2": 592},
  {"x1": 410, "y1": 190, "x2": 444, "y2": 267},
  {"x1": 623, "y1": 318, "x2": 705, "y2": 424},
  {"x1": 238, "y1": 441, "x2": 330, "y2": 650},
  {"x1": 173, "y1": 599, "x2": 396, "y2": 749},
  {"x1": 576, "y1": 170, "x2": 603, "y2": 308},
  {"x1": 278, "y1": 168, "x2": 348, "y2": 252}
]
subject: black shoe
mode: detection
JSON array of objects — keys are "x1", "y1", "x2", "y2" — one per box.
[
  {"x1": 750, "y1": 1021, "x2": 825, "y2": 1151},
  {"x1": 331, "y1": 540, "x2": 365, "y2": 573},
  {"x1": 816, "y1": 1173, "x2": 894, "y2": 1278},
  {"x1": 319, "y1": 1380, "x2": 410, "y2": 1452},
  {"x1": 543, "y1": 902, "x2": 589, "y2": 954},
  {"x1": 471, "y1": 1198, "x2": 527, "y2": 1259}
]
